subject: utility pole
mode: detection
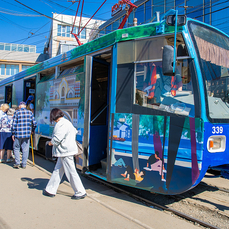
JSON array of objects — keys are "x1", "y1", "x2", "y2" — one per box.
[{"x1": 178, "y1": 0, "x2": 193, "y2": 15}]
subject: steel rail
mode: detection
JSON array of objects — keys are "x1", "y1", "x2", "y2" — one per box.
[
  {"x1": 200, "y1": 181, "x2": 229, "y2": 194},
  {"x1": 31, "y1": 152, "x2": 222, "y2": 229},
  {"x1": 85, "y1": 174, "x2": 220, "y2": 229}
]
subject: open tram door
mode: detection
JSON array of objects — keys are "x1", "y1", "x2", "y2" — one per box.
[
  {"x1": 83, "y1": 50, "x2": 111, "y2": 177},
  {"x1": 5, "y1": 85, "x2": 12, "y2": 107},
  {"x1": 24, "y1": 77, "x2": 36, "y2": 112}
]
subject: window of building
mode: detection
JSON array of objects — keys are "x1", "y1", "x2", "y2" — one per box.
[
  {"x1": 145, "y1": 0, "x2": 152, "y2": 22},
  {"x1": 22, "y1": 65, "x2": 30, "y2": 71},
  {"x1": 135, "y1": 4, "x2": 145, "y2": 24},
  {"x1": 5, "y1": 44, "x2": 11, "y2": 51},
  {"x1": 186, "y1": 0, "x2": 203, "y2": 21},
  {"x1": 113, "y1": 19, "x2": 120, "y2": 30},
  {"x1": 0, "y1": 64, "x2": 5, "y2": 75},
  {"x1": 18, "y1": 45, "x2": 23, "y2": 52},
  {"x1": 211, "y1": 0, "x2": 228, "y2": 34},
  {"x1": 57, "y1": 25, "x2": 86, "y2": 39},
  {"x1": 2, "y1": 64, "x2": 19, "y2": 76},
  {"x1": 30, "y1": 46, "x2": 35, "y2": 52},
  {"x1": 0, "y1": 43, "x2": 35, "y2": 53},
  {"x1": 127, "y1": 11, "x2": 134, "y2": 26},
  {"x1": 99, "y1": 29, "x2": 105, "y2": 38},
  {"x1": 24, "y1": 45, "x2": 29, "y2": 52},
  {"x1": 122, "y1": 16, "x2": 127, "y2": 28},
  {"x1": 153, "y1": 0, "x2": 164, "y2": 17},
  {"x1": 6, "y1": 65, "x2": 10, "y2": 75},
  {"x1": 106, "y1": 25, "x2": 112, "y2": 34},
  {"x1": 12, "y1": 44, "x2": 17, "y2": 51},
  {"x1": 166, "y1": 0, "x2": 174, "y2": 12}
]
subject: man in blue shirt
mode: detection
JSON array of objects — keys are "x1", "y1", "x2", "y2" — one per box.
[{"x1": 11, "y1": 101, "x2": 37, "y2": 169}]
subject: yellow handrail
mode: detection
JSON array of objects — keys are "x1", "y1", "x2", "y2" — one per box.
[{"x1": 30, "y1": 135, "x2": 34, "y2": 166}]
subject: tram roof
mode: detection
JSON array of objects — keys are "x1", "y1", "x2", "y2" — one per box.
[{"x1": 0, "y1": 17, "x2": 221, "y2": 87}]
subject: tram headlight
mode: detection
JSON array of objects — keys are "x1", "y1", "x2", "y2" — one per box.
[{"x1": 207, "y1": 135, "x2": 226, "y2": 153}]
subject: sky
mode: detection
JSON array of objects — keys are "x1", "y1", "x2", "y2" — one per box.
[{"x1": 0, "y1": 0, "x2": 116, "y2": 53}]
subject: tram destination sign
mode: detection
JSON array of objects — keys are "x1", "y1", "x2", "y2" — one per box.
[{"x1": 111, "y1": 0, "x2": 123, "y2": 17}]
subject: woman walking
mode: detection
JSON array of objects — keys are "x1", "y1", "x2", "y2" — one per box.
[{"x1": 43, "y1": 108, "x2": 87, "y2": 200}]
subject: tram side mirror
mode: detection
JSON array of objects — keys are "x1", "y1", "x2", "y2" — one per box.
[
  {"x1": 166, "y1": 15, "x2": 187, "y2": 26},
  {"x1": 162, "y1": 45, "x2": 175, "y2": 76}
]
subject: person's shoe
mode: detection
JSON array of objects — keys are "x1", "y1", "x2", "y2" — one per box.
[
  {"x1": 71, "y1": 193, "x2": 87, "y2": 200},
  {"x1": 43, "y1": 190, "x2": 55, "y2": 197},
  {"x1": 121, "y1": 173, "x2": 126, "y2": 177},
  {"x1": 0, "y1": 159, "x2": 5, "y2": 163},
  {"x1": 20, "y1": 165, "x2": 26, "y2": 169},
  {"x1": 124, "y1": 178, "x2": 129, "y2": 181},
  {"x1": 13, "y1": 164, "x2": 20, "y2": 169},
  {"x1": 6, "y1": 158, "x2": 14, "y2": 163}
]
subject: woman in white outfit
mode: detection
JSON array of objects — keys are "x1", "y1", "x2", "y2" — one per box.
[{"x1": 43, "y1": 108, "x2": 87, "y2": 200}]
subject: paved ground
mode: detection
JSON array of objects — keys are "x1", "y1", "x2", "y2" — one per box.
[{"x1": 0, "y1": 154, "x2": 200, "y2": 229}]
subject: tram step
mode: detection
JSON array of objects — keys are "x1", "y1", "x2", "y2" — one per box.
[{"x1": 101, "y1": 158, "x2": 107, "y2": 170}]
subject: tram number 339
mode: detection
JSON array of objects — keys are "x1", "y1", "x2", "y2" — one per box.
[{"x1": 212, "y1": 126, "x2": 223, "y2": 134}]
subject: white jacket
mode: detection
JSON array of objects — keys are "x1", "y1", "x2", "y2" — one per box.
[{"x1": 51, "y1": 117, "x2": 78, "y2": 157}]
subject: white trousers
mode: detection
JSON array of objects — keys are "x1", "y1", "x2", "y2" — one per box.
[{"x1": 45, "y1": 156, "x2": 86, "y2": 196}]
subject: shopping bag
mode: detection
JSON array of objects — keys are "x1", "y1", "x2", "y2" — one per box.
[{"x1": 45, "y1": 141, "x2": 53, "y2": 159}]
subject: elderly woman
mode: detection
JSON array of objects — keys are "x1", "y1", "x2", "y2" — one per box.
[
  {"x1": 0, "y1": 104, "x2": 13, "y2": 163},
  {"x1": 43, "y1": 108, "x2": 87, "y2": 200}
]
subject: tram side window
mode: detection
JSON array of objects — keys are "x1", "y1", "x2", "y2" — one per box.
[{"x1": 134, "y1": 59, "x2": 195, "y2": 117}]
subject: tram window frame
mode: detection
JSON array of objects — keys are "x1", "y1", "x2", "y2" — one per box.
[
  {"x1": 133, "y1": 58, "x2": 195, "y2": 117},
  {"x1": 116, "y1": 34, "x2": 200, "y2": 117},
  {"x1": 188, "y1": 21, "x2": 229, "y2": 123}
]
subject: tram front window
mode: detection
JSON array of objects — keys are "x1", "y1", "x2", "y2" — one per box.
[
  {"x1": 134, "y1": 59, "x2": 195, "y2": 117},
  {"x1": 189, "y1": 22, "x2": 229, "y2": 121}
]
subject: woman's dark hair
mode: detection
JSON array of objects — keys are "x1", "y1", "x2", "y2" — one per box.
[{"x1": 50, "y1": 108, "x2": 64, "y2": 122}]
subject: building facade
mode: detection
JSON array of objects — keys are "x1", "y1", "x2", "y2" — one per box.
[
  {"x1": 94, "y1": 0, "x2": 229, "y2": 39},
  {"x1": 44, "y1": 13, "x2": 105, "y2": 58},
  {"x1": 0, "y1": 42, "x2": 48, "y2": 81}
]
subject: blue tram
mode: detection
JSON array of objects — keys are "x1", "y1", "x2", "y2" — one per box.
[{"x1": 0, "y1": 11, "x2": 229, "y2": 194}]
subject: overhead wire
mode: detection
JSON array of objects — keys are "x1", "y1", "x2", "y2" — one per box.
[
  {"x1": 38, "y1": 0, "x2": 62, "y2": 13},
  {"x1": 0, "y1": 7, "x2": 43, "y2": 17},
  {"x1": 1, "y1": 0, "x2": 78, "y2": 58},
  {"x1": 2, "y1": 0, "x2": 229, "y2": 56},
  {"x1": 0, "y1": 13, "x2": 31, "y2": 31}
]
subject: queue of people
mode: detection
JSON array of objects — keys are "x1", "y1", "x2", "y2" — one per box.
[
  {"x1": 0, "y1": 100, "x2": 37, "y2": 167},
  {"x1": 0, "y1": 99, "x2": 87, "y2": 200},
  {"x1": 12, "y1": 101, "x2": 37, "y2": 169}
]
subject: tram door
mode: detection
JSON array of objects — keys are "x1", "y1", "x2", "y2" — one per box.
[
  {"x1": 89, "y1": 58, "x2": 110, "y2": 168},
  {"x1": 5, "y1": 85, "x2": 12, "y2": 107},
  {"x1": 24, "y1": 78, "x2": 36, "y2": 107}
]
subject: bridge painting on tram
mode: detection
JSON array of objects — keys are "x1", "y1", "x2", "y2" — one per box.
[{"x1": 110, "y1": 114, "x2": 204, "y2": 194}]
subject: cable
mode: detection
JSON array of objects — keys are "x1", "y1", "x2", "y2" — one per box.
[
  {"x1": 1, "y1": 18, "x2": 100, "y2": 57},
  {"x1": 0, "y1": 7, "x2": 43, "y2": 17},
  {"x1": 0, "y1": 13, "x2": 31, "y2": 31},
  {"x1": 14, "y1": 0, "x2": 76, "y2": 26},
  {"x1": 38, "y1": 0, "x2": 62, "y2": 13}
]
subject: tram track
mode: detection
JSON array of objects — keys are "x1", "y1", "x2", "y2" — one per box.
[
  {"x1": 84, "y1": 174, "x2": 222, "y2": 229},
  {"x1": 31, "y1": 152, "x2": 228, "y2": 228}
]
